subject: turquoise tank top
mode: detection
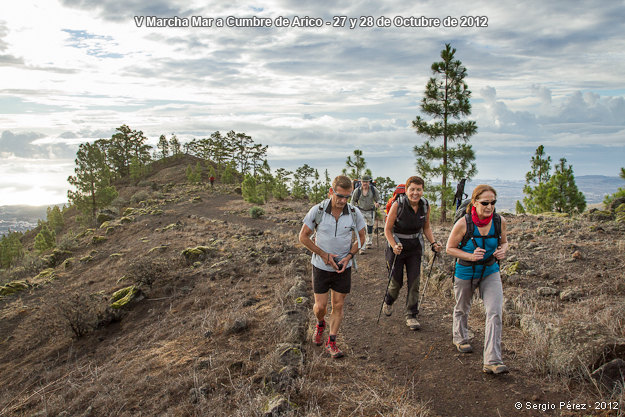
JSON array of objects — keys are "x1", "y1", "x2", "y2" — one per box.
[{"x1": 455, "y1": 220, "x2": 499, "y2": 280}]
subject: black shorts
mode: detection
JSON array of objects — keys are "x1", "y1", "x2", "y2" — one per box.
[{"x1": 312, "y1": 265, "x2": 351, "y2": 294}]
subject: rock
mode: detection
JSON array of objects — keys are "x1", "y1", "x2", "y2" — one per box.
[
  {"x1": 571, "y1": 250, "x2": 582, "y2": 260},
  {"x1": 559, "y1": 289, "x2": 583, "y2": 302},
  {"x1": 92, "y1": 236, "x2": 108, "y2": 245},
  {"x1": 147, "y1": 245, "x2": 169, "y2": 254},
  {"x1": 62, "y1": 257, "x2": 75, "y2": 269},
  {"x1": 586, "y1": 210, "x2": 614, "y2": 222},
  {"x1": 182, "y1": 246, "x2": 213, "y2": 263},
  {"x1": 110, "y1": 286, "x2": 139, "y2": 309},
  {"x1": 263, "y1": 395, "x2": 291, "y2": 417},
  {"x1": 120, "y1": 216, "x2": 135, "y2": 224},
  {"x1": 537, "y1": 287, "x2": 560, "y2": 297},
  {"x1": 267, "y1": 256, "x2": 280, "y2": 265},
  {"x1": 189, "y1": 386, "x2": 208, "y2": 404},
  {"x1": 80, "y1": 255, "x2": 93, "y2": 263},
  {"x1": 591, "y1": 358, "x2": 625, "y2": 388},
  {"x1": 41, "y1": 249, "x2": 73, "y2": 268},
  {"x1": 276, "y1": 343, "x2": 304, "y2": 368},
  {"x1": 503, "y1": 261, "x2": 520, "y2": 275},
  {"x1": 0, "y1": 280, "x2": 30, "y2": 296},
  {"x1": 277, "y1": 310, "x2": 307, "y2": 343},
  {"x1": 109, "y1": 253, "x2": 123, "y2": 259},
  {"x1": 96, "y1": 210, "x2": 116, "y2": 225},
  {"x1": 286, "y1": 278, "x2": 308, "y2": 300},
  {"x1": 226, "y1": 317, "x2": 250, "y2": 334}
]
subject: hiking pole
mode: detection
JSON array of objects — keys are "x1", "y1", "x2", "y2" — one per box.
[
  {"x1": 375, "y1": 212, "x2": 379, "y2": 248},
  {"x1": 377, "y1": 250, "x2": 398, "y2": 324},
  {"x1": 418, "y1": 251, "x2": 438, "y2": 310}
]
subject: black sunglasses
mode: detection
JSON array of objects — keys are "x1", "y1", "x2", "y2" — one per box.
[
  {"x1": 478, "y1": 200, "x2": 496, "y2": 206},
  {"x1": 332, "y1": 189, "x2": 352, "y2": 199}
]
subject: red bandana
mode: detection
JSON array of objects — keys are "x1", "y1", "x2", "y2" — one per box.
[{"x1": 471, "y1": 206, "x2": 493, "y2": 227}]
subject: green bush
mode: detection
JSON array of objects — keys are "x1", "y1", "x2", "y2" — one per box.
[{"x1": 250, "y1": 207, "x2": 265, "y2": 218}]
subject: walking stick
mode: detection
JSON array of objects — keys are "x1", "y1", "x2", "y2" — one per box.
[
  {"x1": 418, "y1": 251, "x2": 438, "y2": 310},
  {"x1": 375, "y1": 211, "x2": 379, "y2": 248},
  {"x1": 377, "y1": 249, "x2": 398, "y2": 324}
]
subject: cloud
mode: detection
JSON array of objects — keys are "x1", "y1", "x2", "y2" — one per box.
[
  {"x1": 60, "y1": 0, "x2": 201, "y2": 22},
  {"x1": 0, "y1": 131, "x2": 77, "y2": 159}
]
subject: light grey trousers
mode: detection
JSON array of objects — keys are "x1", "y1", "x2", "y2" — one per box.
[{"x1": 452, "y1": 271, "x2": 503, "y2": 365}]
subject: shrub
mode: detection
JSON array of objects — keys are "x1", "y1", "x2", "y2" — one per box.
[
  {"x1": 55, "y1": 292, "x2": 105, "y2": 338},
  {"x1": 130, "y1": 189, "x2": 150, "y2": 205},
  {"x1": 250, "y1": 207, "x2": 265, "y2": 219}
]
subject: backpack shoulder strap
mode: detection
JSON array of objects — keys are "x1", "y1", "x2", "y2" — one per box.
[
  {"x1": 396, "y1": 194, "x2": 405, "y2": 218},
  {"x1": 493, "y1": 213, "x2": 502, "y2": 245},
  {"x1": 352, "y1": 187, "x2": 361, "y2": 203},
  {"x1": 313, "y1": 199, "x2": 330, "y2": 229},
  {"x1": 459, "y1": 213, "x2": 474, "y2": 248},
  {"x1": 422, "y1": 197, "x2": 429, "y2": 215}
]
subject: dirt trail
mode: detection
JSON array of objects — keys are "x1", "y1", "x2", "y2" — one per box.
[{"x1": 340, "y1": 242, "x2": 569, "y2": 417}]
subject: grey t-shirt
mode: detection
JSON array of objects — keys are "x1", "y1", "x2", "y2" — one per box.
[{"x1": 303, "y1": 201, "x2": 366, "y2": 272}]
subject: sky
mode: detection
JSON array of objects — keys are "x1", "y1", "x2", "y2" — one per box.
[{"x1": 1, "y1": 0, "x2": 624, "y2": 206}]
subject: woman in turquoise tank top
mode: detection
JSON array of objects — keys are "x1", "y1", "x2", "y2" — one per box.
[{"x1": 446, "y1": 184, "x2": 509, "y2": 374}]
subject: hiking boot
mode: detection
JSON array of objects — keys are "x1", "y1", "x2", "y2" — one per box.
[
  {"x1": 382, "y1": 302, "x2": 392, "y2": 316},
  {"x1": 455, "y1": 343, "x2": 473, "y2": 353},
  {"x1": 483, "y1": 364, "x2": 509, "y2": 374},
  {"x1": 359, "y1": 247, "x2": 366, "y2": 254},
  {"x1": 312, "y1": 323, "x2": 325, "y2": 346},
  {"x1": 406, "y1": 317, "x2": 420, "y2": 330},
  {"x1": 325, "y1": 340, "x2": 344, "y2": 358}
]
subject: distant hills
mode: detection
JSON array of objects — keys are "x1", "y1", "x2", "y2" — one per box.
[
  {"x1": 464, "y1": 175, "x2": 622, "y2": 211},
  {"x1": 0, "y1": 205, "x2": 55, "y2": 235},
  {"x1": 0, "y1": 175, "x2": 622, "y2": 235}
]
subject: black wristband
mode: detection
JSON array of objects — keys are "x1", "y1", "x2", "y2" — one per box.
[{"x1": 430, "y1": 241, "x2": 438, "y2": 251}]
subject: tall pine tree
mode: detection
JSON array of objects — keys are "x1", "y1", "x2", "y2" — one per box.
[
  {"x1": 67, "y1": 142, "x2": 118, "y2": 222},
  {"x1": 413, "y1": 43, "x2": 477, "y2": 222}
]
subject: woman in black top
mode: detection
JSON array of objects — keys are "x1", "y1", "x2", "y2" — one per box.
[{"x1": 383, "y1": 176, "x2": 442, "y2": 330}]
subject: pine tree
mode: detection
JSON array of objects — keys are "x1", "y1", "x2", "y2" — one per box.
[
  {"x1": 515, "y1": 201, "x2": 526, "y2": 214},
  {"x1": 0, "y1": 232, "x2": 24, "y2": 269},
  {"x1": 193, "y1": 162, "x2": 203, "y2": 184},
  {"x1": 157, "y1": 134, "x2": 170, "y2": 159},
  {"x1": 67, "y1": 142, "x2": 118, "y2": 222},
  {"x1": 257, "y1": 160, "x2": 274, "y2": 202},
  {"x1": 545, "y1": 158, "x2": 586, "y2": 214},
  {"x1": 374, "y1": 176, "x2": 396, "y2": 201},
  {"x1": 185, "y1": 165, "x2": 194, "y2": 183},
  {"x1": 309, "y1": 169, "x2": 326, "y2": 203},
  {"x1": 342, "y1": 149, "x2": 367, "y2": 179},
  {"x1": 221, "y1": 162, "x2": 237, "y2": 184},
  {"x1": 46, "y1": 205, "x2": 65, "y2": 234},
  {"x1": 292, "y1": 164, "x2": 315, "y2": 199},
  {"x1": 242, "y1": 174, "x2": 263, "y2": 204},
  {"x1": 604, "y1": 167, "x2": 625, "y2": 206},
  {"x1": 34, "y1": 224, "x2": 56, "y2": 252},
  {"x1": 170, "y1": 134, "x2": 181, "y2": 157},
  {"x1": 273, "y1": 168, "x2": 291, "y2": 200},
  {"x1": 412, "y1": 43, "x2": 477, "y2": 222},
  {"x1": 523, "y1": 145, "x2": 552, "y2": 213}
]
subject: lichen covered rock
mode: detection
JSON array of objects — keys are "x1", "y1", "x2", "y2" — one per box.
[{"x1": 110, "y1": 285, "x2": 138, "y2": 309}]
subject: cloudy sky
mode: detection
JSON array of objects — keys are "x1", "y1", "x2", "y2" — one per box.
[{"x1": 1, "y1": 0, "x2": 624, "y2": 206}]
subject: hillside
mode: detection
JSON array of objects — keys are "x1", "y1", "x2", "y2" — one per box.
[{"x1": 1, "y1": 157, "x2": 624, "y2": 417}]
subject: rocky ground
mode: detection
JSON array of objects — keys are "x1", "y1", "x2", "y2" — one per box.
[{"x1": 1, "y1": 158, "x2": 624, "y2": 416}]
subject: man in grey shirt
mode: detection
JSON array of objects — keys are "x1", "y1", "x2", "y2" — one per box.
[
  {"x1": 351, "y1": 175, "x2": 380, "y2": 252},
  {"x1": 299, "y1": 175, "x2": 366, "y2": 358}
]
